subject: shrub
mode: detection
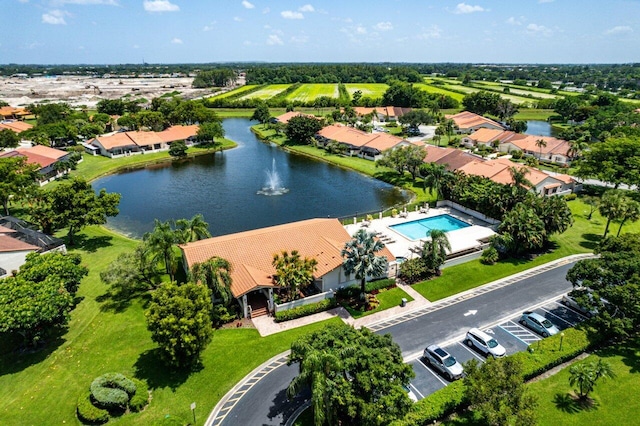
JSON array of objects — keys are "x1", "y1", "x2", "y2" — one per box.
[
  {"x1": 390, "y1": 381, "x2": 466, "y2": 426},
  {"x1": 274, "y1": 298, "x2": 337, "y2": 322},
  {"x1": 77, "y1": 392, "x2": 109, "y2": 424},
  {"x1": 564, "y1": 193, "x2": 577, "y2": 201},
  {"x1": 129, "y1": 378, "x2": 150, "y2": 413},
  {"x1": 511, "y1": 150, "x2": 523, "y2": 159},
  {"x1": 480, "y1": 246, "x2": 499, "y2": 265},
  {"x1": 335, "y1": 279, "x2": 397, "y2": 299},
  {"x1": 90, "y1": 373, "x2": 137, "y2": 409},
  {"x1": 211, "y1": 304, "x2": 236, "y2": 327},
  {"x1": 399, "y1": 258, "x2": 429, "y2": 284}
]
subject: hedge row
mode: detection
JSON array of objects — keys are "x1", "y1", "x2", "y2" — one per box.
[
  {"x1": 77, "y1": 392, "x2": 109, "y2": 424},
  {"x1": 274, "y1": 298, "x2": 337, "y2": 322},
  {"x1": 391, "y1": 327, "x2": 598, "y2": 425},
  {"x1": 336, "y1": 279, "x2": 397, "y2": 298}
]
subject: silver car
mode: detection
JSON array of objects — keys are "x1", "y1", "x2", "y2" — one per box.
[
  {"x1": 423, "y1": 345, "x2": 464, "y2": 380},
  {"x1": 519, "y1": 311, "x2": 559, "y2": 337},
  {"x1": 465, "y1": 328, "x2": 506, "y2": 358}
]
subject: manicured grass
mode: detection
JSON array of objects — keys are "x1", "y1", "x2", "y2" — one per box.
[
  {"x1": 207, "y1": 85, "x2": 259, "y2": 99},
  {"x1": 412, "y1": 198, "x2": 640, "y2": 301},
  {"x1": 414, "y1": 83, "x2": 465, "y2": 102},
  {"x1": 66, "y1": 140, "x2": 236, "y2": 183},
  {"x1": 0, "y1": 225, "x2": 342, "y2": 425},
  {"x1": 211, "y1": 108, "x2": 254, "y2": 118},
  {"x1": 530, "y1": 338, "x2": 640, "y2": 426},
  {"x1": 513, "y1": 109, "x2": 556, "y2": 121},
  {"x1": 344, "y1": 83, "x2": 388, "y2": 99},
  {"x1": 286, "y1": 84, "x2": 338, "y2": 102},
  {"x1": 240, "y1": 84, "x2": 292, "y2": 100},
  {"x1": 342, "y1": 287, "x2": 414, "y2": 319},
  {"x1": 472, "y1": 81, "x2": 560, "y2": 100}
]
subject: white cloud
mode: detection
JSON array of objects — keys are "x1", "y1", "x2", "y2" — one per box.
[
  {"x1": 538, "y1": 0, "x2": 554, "y2": 3},
  {"x1": 51, "y1": 0, "x2": 118, "y2": 5},
  {"x1": 526, "y1": 23, "x2": 552, "y2": 36},
  {"x1": 234, "y1": 16, "x2": 243, "y2": 21},
  {"x1": 241, "y1": 0, "x2": 254, "y2": 9},
  {"x1": 171, "y1": 37, "x2": 182, "y2": 44},
  {"x1": 356, "y1": 25, "x2": 367, "y2": 34},
  {"x1": 417, "y1": 25, "x2": 442, "y2": 40},
  {"x1": 604, "y1": 25, "x2": 633, "y2": 35},
  {"x1": 281, "y1": 10, "x2": 303, "y2": 19},
  {"x1": 298, "y1": 4, "x2": 314, "y2": 12},
  {"x1": 133, "y1": 44, "x2": 140, "y2": 48},
  {"x1": 374, "y1": 21, "x2": 393, "y2": 31},
  {"x1": 143, "y1": 0, "x2": 179, "y2": 12},
  {"x1": 290, "y1": 35, "x2": 308, "y2": 43},
  {"x1": 203, "y1": 22, "x2": 216, "y2": 31},
  {"x1": 42, "y1": 9, "x2": 69, "y2": 25},
  {"x1": 266, "y1": 34, "x2": 283, "y2": 45},
  {"x1": 506, "y1": 16, "x2": 523, "y2": 26},
  {"x1": 454, "y1": 3, "x2": 485, "y2": 14},
  {"x1": 263, "y1": 24, "x2": 271, "y2": 29}
]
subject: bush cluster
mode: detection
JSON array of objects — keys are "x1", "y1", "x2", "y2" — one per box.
[
  {"x1": 90, "y1": 373, "x2": 137, "y2": 409},
  {"x1": 392, "y1": 327, "x2": 598, "y2": 425},
  {"x1": 274, "y1": 298, "x2": 337, "y2": 322},
  {"x1": 335, "y1": 278, "x2": 397, "y2": 298},
  {"x1": 129, "y1": 378, "x2": 149, "y2": 413},
  {"x1": 76, "y1": 392, "x2": 109, "y2": 424},
  {"x1": 564, "y1": 193, "x2": 578, "y2": 201}
]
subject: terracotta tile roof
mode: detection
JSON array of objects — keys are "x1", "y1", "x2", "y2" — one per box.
[
  {"x1": 126, "y1": 131, "x2": 165, "y2": 147},
  {"x1": 0, "y1": 106, "x2": 30, "y2": 118},
  {"x1": 180, "y1": 218, "x2": 395, "y2": 298},
  {"x1": 353, "y1": 106, "x2": 411, "y2": 118},
  {"x1": 275, "y1": 111, "x2": 317, "y2": 124},
  {"x1": 0, "y1": 225, "x2": 16, "y2": 234},
  {"x1": 0, "y1": 234, "x2": 39, "y2": 253},
  {"x1": 17, "y1": 145, "x2": 67, "y2": 160},
  {"x1": 364, "y1": 133, "x2": 407, "y2": 152},
  {"x1": 157, "y1": 125, "x2": 199, "y2": 143},
  {"x1": 508, "y1": 135, "x2": 571, "y2": 157},
  {"x1": 467, "y1": 128, "x2": 525, "y2": 145},
  {"x1": 0, "y1": 121, "x2": 33, "y2": 133},
  {"x1": 317, "y1": 124, "x2": 405, "y2": 151},
  {"x1": 446, "y1": 111, "x2": 504, "y2": 131},
  {"x1": 552, "y1": 173, "x2": 575, "y2": 184},
  {"x1": 92, "y1": 132, "x2": 138, "y2": 150}
]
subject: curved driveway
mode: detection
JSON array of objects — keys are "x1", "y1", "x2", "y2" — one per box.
[{"x1": 208, "y1": 255, "x2": 592, "y2": 426}]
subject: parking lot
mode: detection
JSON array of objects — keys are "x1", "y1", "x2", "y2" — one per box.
[{"x1": 406, "y1": 295, "x2": 588, "y2": 400}]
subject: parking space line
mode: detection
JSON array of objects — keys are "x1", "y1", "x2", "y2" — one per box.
[
  {"x1": 409, "y1": 383, "x2": 424, "y2": 400},
  {"x1": 498, "y1": 323, "x2": 539, "y2": 345},
  {"x1": 551, "y1": 300, "x2": 589, "y2": 320},
  {"x1": 457, "y1": 341, "x2": 485, "y2": 361},
  {"x1": 540, "y1": 307, "x2": 577, "y2": 327},
  {"x1": 414, "y1": 359, "x2": 449, "y2": 386}
]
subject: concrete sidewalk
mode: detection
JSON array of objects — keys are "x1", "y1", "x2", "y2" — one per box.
[{"x1": 251, "y1": 281, "x2": 433, "y2": 336}]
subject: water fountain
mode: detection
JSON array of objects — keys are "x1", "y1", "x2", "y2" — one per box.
[{"x1": 257, "y1": 158, "x2": 289, "y2": 195}]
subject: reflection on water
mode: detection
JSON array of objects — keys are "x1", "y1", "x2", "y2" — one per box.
[{"x1": 94, "y1": 118, "x2": 410, "y2": 238}]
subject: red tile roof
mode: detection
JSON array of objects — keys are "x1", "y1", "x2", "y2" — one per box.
[
  {"x1": 180, "y1": 218, "x2": 395, "y2": 298},
  {"x1": 0, "y1": 234, "x2": 39, "y2": 253},
  {"x1": 317, "y1": 124, "x2": 406, "y2": 152},
  {"x1": 275, "y1": 111, "x2": 317, "y2": 124},
  {"x1": 446, "y1": 111, "x2": 504, "y2": 131},
  {"x1": 157, "y1": 125, "x2": 199, "y2": 143},
  {"x1": 93, "y1": 132, "x2": 138, "y2": 150},
  {"x1": 0, "y1": 121, "x2": 33, "y2": 133}
]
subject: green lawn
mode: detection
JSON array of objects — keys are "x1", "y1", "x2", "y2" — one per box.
[
  {"x1": 342, "y1": 287, "x2": 414, "y2": 319},
  {"x1": 286, "y1": 84, "x2": 338, "y2": 102},
  {"x1": 530, "y1": 338, "x2": 640, "y2": 426},
  {"x1": 240, "y1": 84, "x2": 292, "y2": 100},
  {"x1": 513, "y1": 109, "x2": 556, "y2": 121},
  {"x1": 414, "y1": 83, "x2": 466, "y2": 102},
  {"x1": 206, "y1": 85, "x2": 259, "y2": 99},
  {"x1": 0, "y1": 226, "x2": 342, "y2": 425},
  {"x1": 344, "y1": 83, "x2": 388, "y2": 99},
  {"x1": 412, "y1": 198, "x2": 640, "y2": 301}
]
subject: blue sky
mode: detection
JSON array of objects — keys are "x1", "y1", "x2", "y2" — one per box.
[{"x1": 2, "y1": 0, "x2": 639, "y2": 64}]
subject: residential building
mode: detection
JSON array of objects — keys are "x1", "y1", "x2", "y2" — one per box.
[
  {"x1": 498, "y1": 135, "x2": 572, "y2": 165},
  {"x1": 446, "y1": 111, "x2": 504, "y2": 134},
  {"x1": 274, "y1": 111, "x2": 318, "y2": 124},
  {"x1": 87, "y1": 125, "x2": 199, "y2": 158},
  {"x1": 0, "y1": 106, "x2": 31, "y2": 121},
  {"x1": 316, "y1": 124, "x2": 410, "y2": 160},
  {"x1": 0, "y1": 120, "x2": 33, "y2": 134},
  {"x1": 180, "y1": 218, "x2": 396, "y2": 318},
  {"x1": 462, "y1": 128, "x2": 525, "y2": 148},
  {"x1": 0, "y1": 145, "x2": 74, "y2": 184},
  {"x1": 353, "y1": 106, "x2": 412, "y2": 121}
]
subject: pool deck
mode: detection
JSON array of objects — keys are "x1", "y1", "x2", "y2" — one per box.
[{"x1": 343, "y1": 206, "x2": 497, "y2": 260}]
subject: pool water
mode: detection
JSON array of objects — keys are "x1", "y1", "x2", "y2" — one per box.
[{"x1": 390, "y1": 214, "x2": 470, "y2": 240}]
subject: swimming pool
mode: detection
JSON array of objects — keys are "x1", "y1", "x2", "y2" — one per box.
[{"x1": 389, "y1": 214, "x2": 470, "y2": 240}]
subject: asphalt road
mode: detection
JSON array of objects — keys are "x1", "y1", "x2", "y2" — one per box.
[{"x1": 215, "y1": 260, "x2": 578, "y2": 426}]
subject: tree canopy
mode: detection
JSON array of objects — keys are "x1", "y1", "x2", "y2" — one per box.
[
  {"x1": 287, "y1": 323, "x2": 414, "y2": 426},
  {"x1": 0, "y1": 156, "x2": 39, "y2": 215},
  {"x1": 575, "y1": 136, "x2": 640, "y2": 188},
  {"x1": 285, "y1": 115, "x2": 324, "y2": 144}
]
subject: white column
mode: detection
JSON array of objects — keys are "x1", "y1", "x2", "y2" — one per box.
[{"x1": 242, "y1": 294, "x2": 248, "y2": 318}]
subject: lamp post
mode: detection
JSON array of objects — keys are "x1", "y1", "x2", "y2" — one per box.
[
  {"x1": 559, "y1": 332, "x2": 565, "y2": 352},
  {"x1": 190, "y1": 402, "x2": 196, "y2": 425}
]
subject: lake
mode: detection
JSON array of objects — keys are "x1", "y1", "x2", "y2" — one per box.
[
  {"x1": 525, "y1": 120, "x2": 560, "y2": 137},
  {"x1": 94, "y1": 118, "x2": 410, "y2": 238}
]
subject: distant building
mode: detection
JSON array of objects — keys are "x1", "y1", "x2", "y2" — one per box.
[
  {"x1": 446, "y1": 111, "x2": 504, "y2": 134},
  {"x1": 0, "y1": 145, "x2": 75, "y2": 184},
  {"x1": 353, "y1": 106, "x2": 412, "y2": 122},
  {"x1": 87, "y1": 125, "x2": 199, "y2": 158},
  {"x1": 316, "y1": 124, "x2": 411, "y2": 160},
  {"x1": 0, "y1": 120, "x2": 33, "y2": 134}
]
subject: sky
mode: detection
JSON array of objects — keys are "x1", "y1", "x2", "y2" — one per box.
[{"x1": 1, "y1": 0, "x2": 639, "y2": 64}]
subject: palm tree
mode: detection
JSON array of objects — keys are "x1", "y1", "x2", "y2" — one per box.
[
  {"x1": 190, "y1": 257, "x2": 233, "y2": 306},
  {"x1": 272, "y1": 250, "x2": 318, "y2": 301},
  {"x1": 569, "y1": 359, "x2": 616, "y2": 400},
  {"x1": 341, "y1": 229, "x2": 388, "y2": 301},
  {"x1": 420, "y1": 162, "x2": 449, "y2": 200},
  {"x1": 599, "y1": 190, "x2": 626, "y2": 237},
  {"x1": 434, "y1": 125, "x2": 445, "y2": 147},
  {"x1": 175, "y1": 213, "x2": 211, "y2": 243},
  {"x1": 443, "y1": 119, "x2": 456, "y2": 143},
  {"x1": 421, "y1": 229, "x2": 451, "y2": 275},
  {"x1": 287, "y1": 344, "x2": 353, "y2": 426},
  {"x1": 143, "y1": 219, "x2": 179, "y2": 281},
  {"x1": 615, "y1": 198, "x2": 640, "y2": 237},
  {"x1": 535, "y1": 138, "x2": 547, "y2": 161},
  {"x1": 508, "y1": 166, "x2": 533, "y2": 195}
]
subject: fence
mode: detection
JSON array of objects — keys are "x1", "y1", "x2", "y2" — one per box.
[
  {"x1": 274, "y1": 290, "x2": 335, "y2": 313},
  {"x1": 436, "y1": 200, "x2": 500, "y2": 226}
]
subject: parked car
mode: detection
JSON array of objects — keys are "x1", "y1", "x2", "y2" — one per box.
[
  {"x1": 465, "y1": 328, "x2": 506, "y2": 358},
  {"x1": 561, "y1": 287, "x2": 607, "y2": 317},
  {"x1": 423, "y1": 345, "x2": 464, "y2": 380},
  {"x1": 519, "y1": 311, "x2": 559, "y2": 337}
]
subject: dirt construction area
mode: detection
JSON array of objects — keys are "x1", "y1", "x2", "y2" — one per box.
[{"x1": 0, "y1": 76, "x2": 216, "y2": 108}]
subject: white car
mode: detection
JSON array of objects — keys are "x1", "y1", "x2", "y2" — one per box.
[
  {"x1": 465, "y1": 328, "x2": 506, "y2": 358},
  {"x1": 423, "y1": 345, "x2": 464, "y2": 380}
]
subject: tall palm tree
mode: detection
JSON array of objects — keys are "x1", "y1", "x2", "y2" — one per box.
[
  {"x1": 190, "y1": 257, "x2": 233, "y2": 305},
  {"x1": 443, "y1": 119, "x2": 456, "y2": 143},
  {"x1": 341, "y1": 229, "x2": 388, "y2": 301},
  {"x1": 599, "y1": 190, "x2": 626, "y2": 237},
  {"x1": 434, "y1": 125, "x2": 445, "y2": 147},
  {"x1": 420, "y1": 162, "x2": 449, "y2": 201},
  {"x1": 421, "y1": 229, "x2": 451, "y2": 275},
  {"x1": 535, "y1": 138, "x2": 547, "y2": 161},
  {"x1": 508, "y1": 166, "x2": 533, "y2": 196},
  {"x1": 143, "y1": 219, "x2": 178, "y2": 281},
  {"x1": 615, "y1": 198, "x2": 640, "y2": 237},
  {"x1": 272, "y1": 250, "x2": 318, "y2": 301},
  {"x1": 175, "y1": 213, "x2": 211, "y2": 243},
  {"x1": 569, "y1": 359, "x2": 615, "y2": 400}
]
